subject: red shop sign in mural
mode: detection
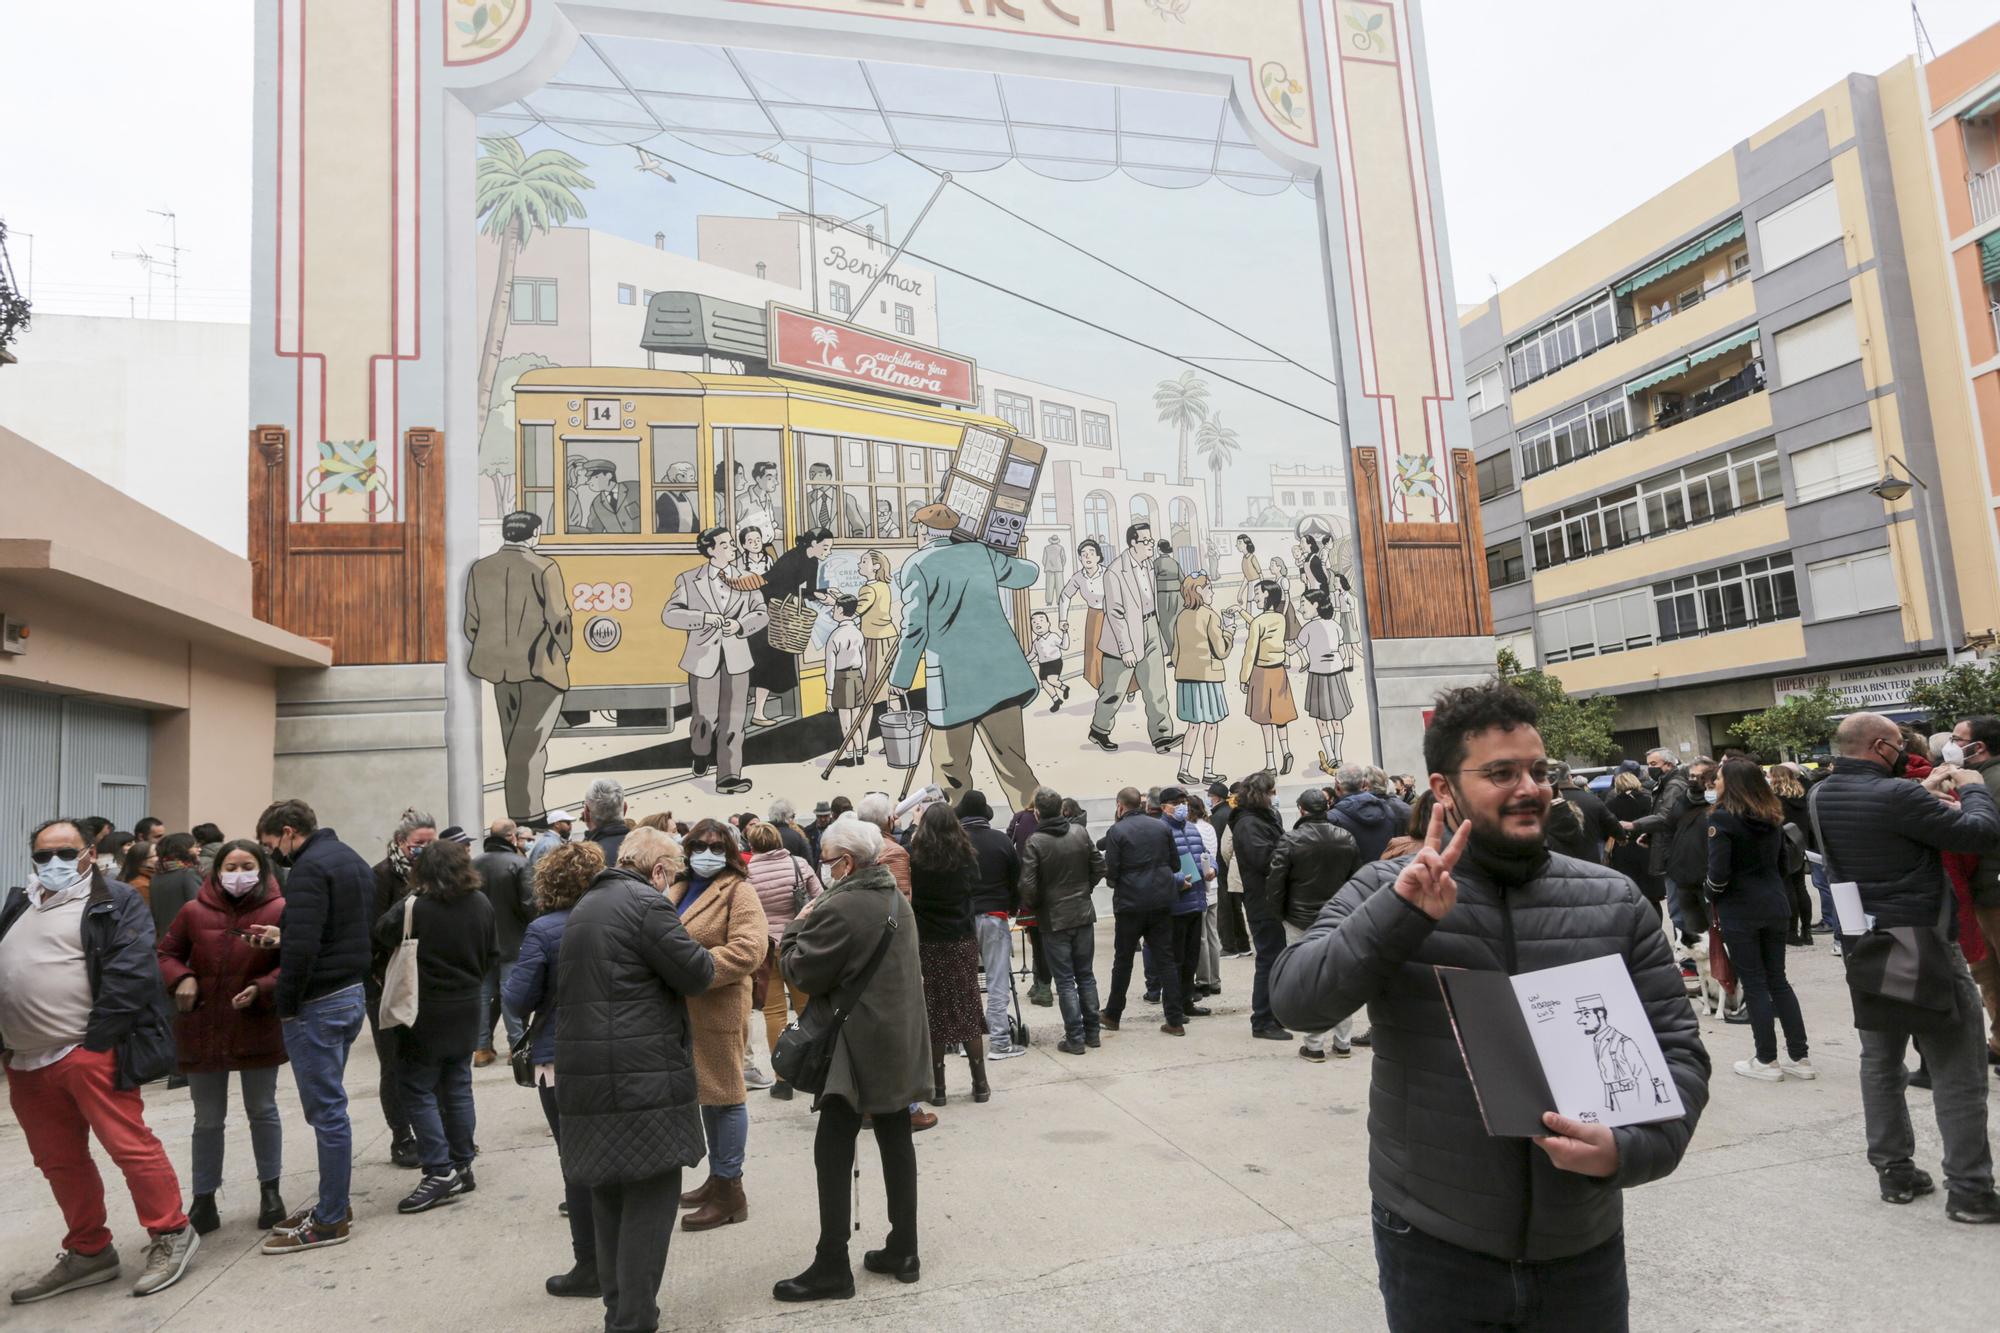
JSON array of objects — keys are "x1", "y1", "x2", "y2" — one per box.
[{"x1": 766, "y1": 304, "x2": 977, "y2": 408}]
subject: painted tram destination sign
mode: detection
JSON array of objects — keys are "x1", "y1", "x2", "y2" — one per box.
[{"x1": 767, "y1": 303, "x2": 978, "y2": 408}]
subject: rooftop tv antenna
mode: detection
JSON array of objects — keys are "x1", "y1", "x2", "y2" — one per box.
[{"x1": 148, "y1": 209, "x2": 187, "y2": 320}]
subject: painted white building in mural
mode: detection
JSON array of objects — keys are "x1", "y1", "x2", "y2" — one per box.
[{"x1": 696, "y1": 213, "x2": 941, "y2": 347}]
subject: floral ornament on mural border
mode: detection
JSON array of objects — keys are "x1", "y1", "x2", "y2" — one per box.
[
  {"x1": 447, "y1": 0, "x2": 532, "y2": 65},
  {"x1": 1143, "y1": 0, "x2": 1192, "y2": 19},
  {"x1": 305, "y1": 439, "x2": 392, "y2": 519},
  {"x1": 1343, "y1": 4, "x2": 1389, "y2": 54},
  {"x1": 1258, "y1": 62, "x2": 1308, "y2": 132}
]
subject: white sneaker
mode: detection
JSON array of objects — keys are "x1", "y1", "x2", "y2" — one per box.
[
  {"x1": 1734, "y1": 1057, "x2": 1784, "y2": 1083},
  {"x1": 743, "y1": 1063, "x2": 775, "y2": 1090},
  {"x1": 1781, "y1": 1055, "x2": 1817, "y2": 1080},
  {"x1": 988, "y1": 1043, "x2": 1026, "y2": 1061}
]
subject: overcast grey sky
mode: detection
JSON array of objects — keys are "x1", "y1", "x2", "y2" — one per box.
[{"x1": 2, "y1": 1, "x2": 1994, "y2": 323}]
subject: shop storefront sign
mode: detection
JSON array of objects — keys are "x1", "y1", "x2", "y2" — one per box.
[
  {"x1": 1772, "y1": 656, "x2": 1949, "y2": 712},
  {"x1": 767, "y1": 304, "x2": 977, "y2": 407}
]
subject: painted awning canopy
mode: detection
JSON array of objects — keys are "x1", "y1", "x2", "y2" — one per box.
[
  {"x1": 1612, "y1": 218, "x2": 1746, "y2": 298},
  {"x1": 481, "y1": 33, "x2": 1316, "y2": 197}
]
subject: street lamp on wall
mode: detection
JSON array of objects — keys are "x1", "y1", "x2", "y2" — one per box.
[{"x1": 1869, "y1": 455, "x2": 1957, "y2": 665}]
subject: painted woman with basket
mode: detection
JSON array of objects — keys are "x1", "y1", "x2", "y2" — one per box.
[
  {"x1": 743, "y1": 821, "x2": 822, "y2": 1101},
  {"x1": 771, "y1": 817, "x2": 929, "y2": 1303},
  {"x1": 745, "y1": 528, "x2": 836, "y2": 727}
]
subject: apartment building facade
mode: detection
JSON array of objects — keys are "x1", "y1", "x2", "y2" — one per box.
[{"x1": 1463, "y1": 39, "x2": 2000, "y2": 759}]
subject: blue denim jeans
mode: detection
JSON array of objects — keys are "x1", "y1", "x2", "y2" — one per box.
[
  {"x1": 1372, "y1": 1200, "x2": 1628, "y2": 1332},
  {"x1": 1041, "y1": 923, "x2": 1099, "y2": 1046},
  {"x1": 479, "y1": 960, "x2": 524, "y2": 1053},
  {"x1": 398, "y1": 1043, "x2": 477, "y2": 1175},
  {"x1": 975, "y1": 914, "x2": 1015, "y2": 1050},
  {"x1": 701, "y1": 1103, "x2": 748, "y2": 1179},
  {"x1": 281, "y1": 984, "x2": 366, "y2": 1224}
]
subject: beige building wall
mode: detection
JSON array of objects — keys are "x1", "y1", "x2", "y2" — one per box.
[{"x1": 0, "y1": 426, "x2": 329, "y2": 835}]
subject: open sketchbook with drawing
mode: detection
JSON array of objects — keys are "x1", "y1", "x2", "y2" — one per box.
[{"x1": 1435, "y1": 954, "x2": 1686, "y2": 1138}]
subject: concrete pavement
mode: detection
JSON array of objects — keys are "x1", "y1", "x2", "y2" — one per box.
[{"x1": 0, "y1": 930, "x2": 1993, "y2": 1332}]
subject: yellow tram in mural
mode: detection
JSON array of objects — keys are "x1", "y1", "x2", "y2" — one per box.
[{"x1": 511, "y1": 363, "x2": 1018, "y2": 726}]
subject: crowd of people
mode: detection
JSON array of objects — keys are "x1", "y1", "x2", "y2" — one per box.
[{"x1": 9, "y1": 690, "x2": 2000, "y2": 1329}]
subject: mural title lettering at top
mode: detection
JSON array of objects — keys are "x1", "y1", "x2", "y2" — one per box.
[{"x1": 844, "y1": 0, "x2": 1118, "y2": 32}]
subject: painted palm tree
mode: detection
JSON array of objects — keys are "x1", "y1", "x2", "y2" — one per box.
[
  {"x1": 475, "y1": 137, "x2": 593, "y2": 443},
  {"x1": 1194, "y1": 412, "x2": 1241, "y2": 524},
  {"x1": 812, "y1": 324, "x2": 840, "y2": 366},
  {"x1": 1154, "y1": 369, "x2": 1211, "y2": 484}
]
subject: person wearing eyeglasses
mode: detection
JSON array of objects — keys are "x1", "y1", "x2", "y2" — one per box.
[
  {"x1": 1271, "y1": 681, "x2": 1709, "y2": 1332},
  {"x1": 0, "y1": 819, "x2": 197, "y2": 1302}
]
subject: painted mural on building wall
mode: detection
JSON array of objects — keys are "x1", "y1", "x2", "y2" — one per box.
[{"x1": 462, "y1": 26, "x2": 1372, "y2": 821}]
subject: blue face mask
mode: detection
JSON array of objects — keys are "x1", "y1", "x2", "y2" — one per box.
[
  {"x1": 689, "y1": 850, "x2": 727, "y2": 878},
  {"x1": 1703, "y1": 789, "x2": 1719, "y2": 805},
  {"x1": 32, "y1": 854, "x2": 84, "y2": 894}
]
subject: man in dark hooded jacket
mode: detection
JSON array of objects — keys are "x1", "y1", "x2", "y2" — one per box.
[{"x1": 1329, "y1": 764, "x2": 1400, "y2": 863}]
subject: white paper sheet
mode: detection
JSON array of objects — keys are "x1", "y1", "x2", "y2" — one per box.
[
  {"x1": 1509, "y1": 954, "x2": 1687, "y2": 1130},
  {"x1": 1829, "y1": 880, "x2": 1870, "y2": 935}
]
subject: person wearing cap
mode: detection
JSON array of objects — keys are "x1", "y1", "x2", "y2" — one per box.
[
  {"x1": 464, "y1": 510, "x2": 572, "y2": 824},
  {"x1": 528, "y1": 811, "x2": 575, "y2": 870},
  {"x1": 806, "y1": 802, "x2": 834, "y2": 864},
  {"x1": 888, "y1": 503, "x2": 1043, "y2": 812}
]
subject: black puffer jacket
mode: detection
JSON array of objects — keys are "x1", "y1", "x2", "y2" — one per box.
[
  {"x1": 1102, "y1": 810, "x2": 1179, "y2": 915},
  {"x1": 1269, "y1": 845, "x2": 1709, "y2": 1262},
  {"x1": 1018, "y1": 818, "x2": 1103, "y2": 934},
  {"x1": 555, "y1": 868, "x2": 715, "y2": 1188},
  {"x1": 273, "y1": 828, "x2": 375, "y2": 1020},
  {"x1": 1266, "y1": 813, "x2": 1361, "y2": 930},
  {"x1": 1809, "y1": 756, "x2": 2000, "y2": 929},
  {"x1": 1230, "y1": 802, "x2": 1287, "y2": 921}
]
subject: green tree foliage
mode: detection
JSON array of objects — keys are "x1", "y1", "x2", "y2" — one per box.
[
  {"x1": 1904, "y1": 661, "x2": 2000, "y2": 726},
  {"x1": 1496, "y1": 649, "x2": 1618, "y2": 764},
  {"x1": 1728, "y1": 685, "x2": 1843, "y2": 760}
]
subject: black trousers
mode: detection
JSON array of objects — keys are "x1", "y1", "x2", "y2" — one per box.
[
  {"x1": 1172, "y1": 911, "x2": 1203, "y2": 1006},
  {"x1": 590, "y1": 1169, "x2": 682, "y2": 1333},
  {"x1": 1104, "y1": 909, "x2": 1184, "y2": 1025},
  {"x1": 364, "y1": 991, "x2": 408, "y2": 1136},
  {"x1": 815, "y1": 1098, "x2": 917, "y2": 1263},
  {"x1": 1025, "y1": 925, "x2": 1051, "y2": 986},
  {"x1": 1217, "y1": 889, "x2": 1251, "y2": 954},
  {"x1": 538, "y1": 1083, "x2": 596, "y2": 1267}
]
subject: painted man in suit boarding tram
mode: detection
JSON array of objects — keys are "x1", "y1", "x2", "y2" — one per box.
[{"x1": 662, "y1": 525, "x2": 770, "y2": 798}]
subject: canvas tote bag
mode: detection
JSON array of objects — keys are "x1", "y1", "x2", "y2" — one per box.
[{"x1": 379, "y1": 894, "x2": 421, "y2": 1029}]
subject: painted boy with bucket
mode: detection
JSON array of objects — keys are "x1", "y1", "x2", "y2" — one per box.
[{"x1": 888, "y1": 502, "x2": 1044, "y2": 812}]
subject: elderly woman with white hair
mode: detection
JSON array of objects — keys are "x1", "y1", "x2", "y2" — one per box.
[{"x1": 771, "y1": 817, "x2": 931, "y2": 1304}]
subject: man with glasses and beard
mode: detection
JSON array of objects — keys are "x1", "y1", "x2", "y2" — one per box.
[{"x1": 1272, "y1": 682, "x2": 1709, "y2": 1331}]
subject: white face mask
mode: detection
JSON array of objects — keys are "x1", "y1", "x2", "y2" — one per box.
[
  {"x1": 820, "y1": 862, "x2": 839, "y2": 885},
  {"x1": 1943, "y1": 741, "x2": 1967, "y2": 767},
  {"x1": 96, "y1": 855, "x2": 119, "y2": 876},
  {"x1": 1703, "y1": 789, "x2": 1719, "y2": 805},
  {"x1": 219, "y1": 870, "x2": 260, "y2": 898},
  {"x1": 32, "y1": 854, "x2": 85, "y2": 895}
]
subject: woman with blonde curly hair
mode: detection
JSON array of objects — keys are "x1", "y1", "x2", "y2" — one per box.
[{"x1": 504, "y1": 841, "x2": 604, "y2": 1298}]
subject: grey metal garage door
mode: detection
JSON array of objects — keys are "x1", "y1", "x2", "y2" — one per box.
[{"x1": 0, "y1": 685, "x2": 151, "y2": 885}]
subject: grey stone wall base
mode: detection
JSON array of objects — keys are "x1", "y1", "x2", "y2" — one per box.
[
  {"x1": 273, "y1": 664, "x2": 451, "y2": 858},
  {"x1": 1370, "y1": 635, "x2": 1499, "y2": 775}
]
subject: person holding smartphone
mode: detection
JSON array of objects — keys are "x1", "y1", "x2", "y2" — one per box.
[{"x1": 156, "y1": 841, "x2": 291, "y2": 1236}]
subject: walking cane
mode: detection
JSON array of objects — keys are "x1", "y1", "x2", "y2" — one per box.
[{"x1": 819, "y1": 654, "x2": 903, "y2": 781}]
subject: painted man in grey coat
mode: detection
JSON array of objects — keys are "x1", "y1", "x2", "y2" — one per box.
[
  {"x1": 464, "y1": 510, "x2": 572, "y2": 821},
  {"x1": 662, "y1": 526, "x2": 769, "y2": 797}
]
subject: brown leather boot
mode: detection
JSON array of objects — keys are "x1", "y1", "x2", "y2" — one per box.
[
  {"x1": 681, "y1": 1176, "x2": 747, "y2": 1231},
  {"x1": 679, "y1": 1173, "x2": 717, "y2": 1209}
]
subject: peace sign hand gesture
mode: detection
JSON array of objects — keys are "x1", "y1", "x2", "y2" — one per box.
[{"x1": 1394, "y1": 801, "x2": 1469, "y2": 921}]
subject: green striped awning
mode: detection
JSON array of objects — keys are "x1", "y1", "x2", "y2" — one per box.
[
  {"x1": 1961, "y1": 86, "x2": 2000, "y2": 120},
  {"x1": 1983, "y1": 232, "x2": 2000, "y2": 284},
  {"x1": 1624, "y1": 326, "x2": 1760, "y2": 396},
  {"x1": 1626, "y1": 357, "x2": 1690, "y2": 395},
  {"x1": 1613, "y1": 218, "x2": 1748, "y2": 297},
  {"x1": 1687, "y1": 324, "x2": 1761, "y2": 369}
]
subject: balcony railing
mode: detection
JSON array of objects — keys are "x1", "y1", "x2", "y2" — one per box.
[
  {"x1": 1626, "y1": 360, "x2": 1765, "y2": 441},
  {"x1": 1973, "y1": 164, "x2": 2000, "y2": 227}
]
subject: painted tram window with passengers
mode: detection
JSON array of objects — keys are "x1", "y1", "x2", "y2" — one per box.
[{"x1": 512, "y1": 353, "x2": 1017, "y2": 731}]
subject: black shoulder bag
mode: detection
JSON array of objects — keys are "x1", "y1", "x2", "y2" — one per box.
[
  {"x1": 512, "y1": 1006, "x2": 553, "y2": 1088},
  {"x1": 1809, "y1": 786, "x2": 1961, "y2": 1035},
  {"x1": 772, "y1": 913, "x2": 898, "y2": 1102}
]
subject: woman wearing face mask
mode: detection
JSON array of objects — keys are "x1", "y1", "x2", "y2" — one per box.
[
  {"x1": 1706, "y1": 758, "x2": 1814, "y2": 1082},
  {"x1": 628, "y1": 822, "x2": 767, "y2": 1231},
  {"x1": 155, "y1": 840, "x2": 290, "y2": 1235},
  {"x1": 373, "y1": 839, "x2": 498, "y2": 1216},
  {"x1": 367, "y1": 809, "x2": 438, "y2": 1170},
  {"x1": 741, "y1": 821, "x2": 821, "y2": 1102}
]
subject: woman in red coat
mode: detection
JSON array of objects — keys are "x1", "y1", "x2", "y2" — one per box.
[{"x1": 156, "y1": 840, "x2": 288, "y2": 1236}]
